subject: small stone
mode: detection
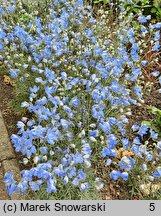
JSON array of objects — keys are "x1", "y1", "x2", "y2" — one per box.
[
  {"x1": 105, "y1": 196, "x2": 111, "y2": 200},
  {"x1": 151, "y1": 184, "x2": 161, "y2": 193},
  {"x1": 139, "y1": 183, "x2": 151, "y2": 196},
  {"x1": 0, "y1": 111, "x2": 15, "y2": 162}
]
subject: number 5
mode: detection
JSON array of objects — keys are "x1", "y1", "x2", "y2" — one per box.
[{"x1": 149, "y1": 203, "x2": 155, "y2": 211}]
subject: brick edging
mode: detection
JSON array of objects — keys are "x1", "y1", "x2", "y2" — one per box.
[{"x1": 0, "y1": 111, "x2": 24, "y2": 200}]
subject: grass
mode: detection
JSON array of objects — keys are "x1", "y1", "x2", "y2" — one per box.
[{"x1": 26, "y1": 183, "x2": 101, "y2": 200}]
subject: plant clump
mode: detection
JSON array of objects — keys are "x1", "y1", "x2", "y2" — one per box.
[{"x1": 0, "y1": 0, "x2": 161, "y2": 198}]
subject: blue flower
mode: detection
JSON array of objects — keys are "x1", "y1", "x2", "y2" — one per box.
[
  {"x1": 17, "y1": 180, "x2": 28, "y2": 194},
  {"x1": 145, "y1": 154, "x2": 153, "y2": 161},
  {"x1": 141, "y1": 26, "x2": 147, "y2": 33},
  {"x1": 152, "y1": 167, "x2": 161, "y2": 178},
  {"x1": 121, "y1": 138, "x2": 131, "y2": 149},
  {"x1": 138, "y1": 15, "x2": 147, "y2": 23},
  {"x1": 99, "y1": 121, "x2": 111, "y2": 133},
  {"x1": 106, "y1": 158, "x2": 112, "y2": 166},
  {"x1": 31, "y1": 125, "x2": 46, "y2": 137},
  {"x1": 134, "y1": 86, "x2": 142, "y2": 99},
  {"x1": 132, "y1": 68, "x2": 141, "y2": 77},
  {"x1": 85, "y1": 29, "x2": 94, "y2": 38},
  {"x1": 60, "y1": 119, "x2": 69, "y2": 130},
  {"x1": 46, "y1": 178, "x2": 57, "y2": 193},
  {"x1": 0, "y1": 41, "x2": 3, "y2": 50},
  {"x1": 70, "y1": 96, "x2": 80, "y2": 108},
  {"x1": 150, "y1": 129, "x2": 158, "y2": 140},
  {"x1": 120, "y1": 172, "x2": 129, "y2": 181},
  {"x1": 156, "y1": 141, "x2": 161, "y2": 150},
  {"x1": 133, "y1": 136, "x2": 141, "y2": 145},
  {"x1": 151, "y1": 71, "x2": 160, "y2": 77},
  {"x1": 108, "y1": 117, "x2": 118, "y2": 126},
  {"x1": 154, "y1": 30, "x2": 160, "y2": 41},
  {"x1": 29, "y1": 180, "x2": 43, "y2": 191},
  {"x1": 141, "y1": 60, "x2": 148, "y2": 66},
  {"x1": 73, "y1": 153, "x2": 83, "y2": 164},
  {"x1": 106, "y1": 134, "x2": 117, "y2": 148},
  {"x1": 80, "y1": 182, "x2": 90, "y2": 191},
  {"x1": 92, "y1": 104, "x2": 104, "y2": 119},
  {"x1": 108, "y1": 148, "x2": 117, "y2": 157},
  {"x1": 44, "y1": 68, "x2": 56, "y2": 83},
  {"x1": 40, "y1": 147, "x2": 48, "y2": 155},
  {"x1": 72, "y1": 177, "x2": 80, "y2": 186},
  {"x1": 63, "y1": 176, "x2": 69, "y2": 184},
  {"x1": 92, "y1": 89, "x2": 102, "y2": 103},
  {"x1": 3, "y1": 172, "x2": 18, "y2": 196},
  {"x1": 119, "y1": 156, "x2": 135, "y2": 170},
  {"x1": 78, "y1": 169, "x2": 86, "y2": 180},
  {"x1": 0, "y1": 29, "x2": 6, "y2": 39},
  {"x1": 54, "y1": 165, "x2": 65, "y2": 177},
  {"x1": 159, "y1": 76, "x2": 161, "y2": 85},
  {"x1": 90, "y1": 130, "x2": 99, "y2": 138},
  {"x1": 141, "y1": 164, "x2": 147, "y2": 171},
  {"x1": 110, "y1": 81, "x2": 120, "y2": 94},
  {"x1": 63, "y1": 105, "x2": 73, "y2": 117},
  {"x1": 110, "y1": 170, "x2": 121, "y2": 180},
  {"x1": 94, "y1": 47, "x2": 103, "y2": 57},
  {"x1": 68, "y1": 167, "x2": 76, "y2": 178},
  {"x1": 138, "y1": 124, "x2": 148, "y2": 137},
  {"x1": 132, "y1": 123, "x2": 139, "y2": 131},
  {"x1": 120, "y1": 115, "x2": 129, "y2": 124},
  {"x1": 30, "y1": 86, "x2": 40, "y2": 93},
  {"x1": 131, "y1": 144, "x2": 139, "y2": 154},
  {"x1": 131, "y1": 50, "x2": 139, "y2": 61},
  {"x1": 9, "y1": 69, "x2": 20, "y2": 78},
  {"x1": 153, "y1": 41, "x2": 160, "y2": 51},
  {"x1": 46, "y1": 128, "x2": 61, "y2": 145},
  {"x1": 101, "y1": 148, "x2": 108, "y2": 157}
]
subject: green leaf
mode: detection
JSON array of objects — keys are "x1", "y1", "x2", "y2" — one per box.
[
  {"x1": 103, "y1": 0, "x2": 109, "y2": 3},
  {"x1": 142, "y1": 120, "x2": 152, "y2": 128},
  {"x1": 157, "y1": 7, "x2": 161, "y2": 13},
  {"x1": 154, "y1": 0, "x2": 161, "y2": 7},
  {"x1": 148, "y1": 106, "x2": 161, "y2": 116},
  {"x1": 132, "y1": 21, "x2": 138, "y2": 28},
  {"x1": 151, "y1": 7, "x2": 157, "y2": 13},
  {"x1": 133, "y1": 8, "x2": 141, "y2": 13},
  {"x1": 141, "y1": 5, "x2": 152, "y2": 8},
  {"x1": 94, "y1": 0, "x2": 109, "y2": 4},
  {"x1": 126, "y1": 6, "x2": 132, "y2": 12}
]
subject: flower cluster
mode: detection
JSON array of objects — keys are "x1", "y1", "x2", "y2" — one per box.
[{"x1": 0, "y1": 0, "x2": 161, "y2": 196}]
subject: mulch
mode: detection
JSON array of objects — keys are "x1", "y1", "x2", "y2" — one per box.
[{"x1": 0, "y1": 74, "x2": 20, "y2": 136}]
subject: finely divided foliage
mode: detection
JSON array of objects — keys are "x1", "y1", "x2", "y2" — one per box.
[{"x1": 0, "y1": 0, "x2": 161, "y2": 196}]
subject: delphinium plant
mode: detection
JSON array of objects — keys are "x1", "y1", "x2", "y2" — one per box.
[
  {"x1": 92, "y1": 5, "x2": 161, "y2": 196},
  {"x1": 0, "y1": 0, "x2": 160, "y2": 198}
]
